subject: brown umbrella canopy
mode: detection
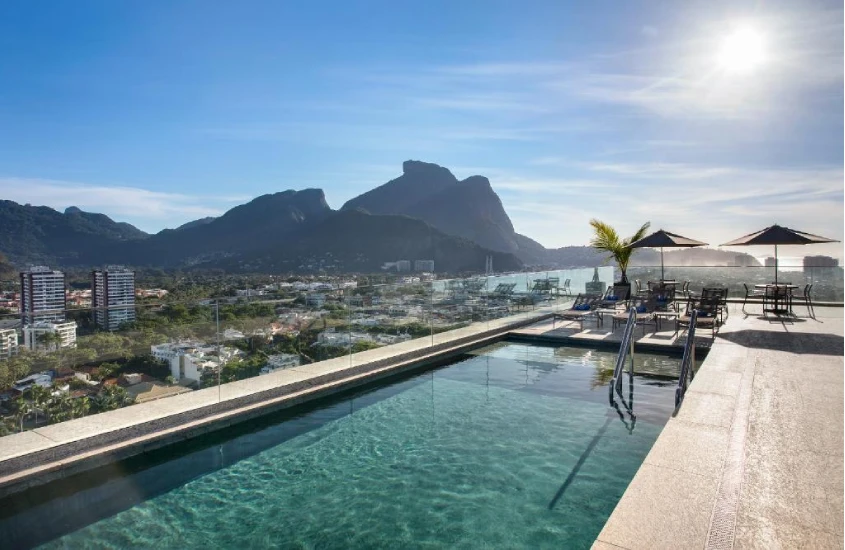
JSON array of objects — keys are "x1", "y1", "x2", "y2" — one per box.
[
  {"x1": 721, "y1": 224, "x2": 839, "y2": 284},
  {"x1": 721, "y1": 225, "x2": 839, "y2": 246},
  {"x1": 629, "y1": 229, "x2": 708, "y2": 281}
]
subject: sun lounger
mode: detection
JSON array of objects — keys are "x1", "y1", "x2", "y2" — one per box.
[{"x1": 553, "y1": 294, "x2": 602, "y2": 330}]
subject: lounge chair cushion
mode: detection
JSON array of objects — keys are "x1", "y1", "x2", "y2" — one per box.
[
  {"x1": 574, "y1": 304, "x2": 591, "y2": 311},
  {"x1": 607, "y1": 295, "x2": 618, "y2": 301},
  {"x1": 679, "y1": 315, "x2": 715, "y2": 326},
  {"x1": 635, "y1": 305, "x2": 647, "y2": 313}
]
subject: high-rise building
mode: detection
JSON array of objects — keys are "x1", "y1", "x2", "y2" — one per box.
[
  {"x1": 803, "y1": 255, "x2": 839, "y2": 270},
  {"x1": 0, "y1": 328, "x2": 19, "y2": 359},
  {"x1": 395, "y1": 260, "x2": 411, "y2": 272},
  {"x1": 414, "y1": 260, "x2": 435, "y2": 272},
  {"x1": 92, "y1": 266, "x2": 136, "y2": 331},
  {"x1": 764, "y1": 257, "x2": 777, "y2": 267},
  {"x1": 20, "y1": 266, "x2": 66, "y2": 325}
]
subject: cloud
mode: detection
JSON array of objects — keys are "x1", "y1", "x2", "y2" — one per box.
[
  {"x1": 491, "y1": 161, "x2": 843, "y2": 255},
  {"x1": 0, "y1": 177, "x2": 249, "y2": 232},
  {"x1": 641, "y1": 26, "x2": 658, "y2": 37}
]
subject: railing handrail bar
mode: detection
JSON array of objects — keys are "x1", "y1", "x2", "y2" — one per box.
[
  {"x1": 674, "y1": 309, "x2": 698, "y2": 409},
  {"x1": 609, "y1": 307, "x2": 637, "y2": 401}
]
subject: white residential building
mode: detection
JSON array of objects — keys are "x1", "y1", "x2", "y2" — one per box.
[
  {"x1": 20, "y1": 266, "x2": 66, "y2": 324},
  {"x1": 92, "y1": 266, "x2": 136, "y2": 331},
  {"x1": 23, "y1": 321, "x2": 77, "y2": 352},
  {"x1": 259, "y1": 353, "x2": 301, "y2": 375},
  {"x1": 316, "y1": 329, "x2": 374, "y2": 347},
  {"x1": 151, "y1": 341, "x2": 240, "y2": 382},
  {"x1": 236, "y1": 289, "x2": 265, "y2": 297},
  {"x1": 0, "y1": 328, "x2": 19, "y2": 359},
  {"x1": 374, "y1": 333, "x2": 413, "y2": 345}
]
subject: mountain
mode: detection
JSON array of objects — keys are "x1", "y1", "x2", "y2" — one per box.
[
  {"x1": 204, "y1": 209, "x2": 522, "y2": 274},
  {"x1": 0, "y1": 252, "x2": 15, "y2": 281},
  {"x1": 0, "y1": 201, "x2": 148, "y2": 266},
  {"x1": 173, "y1": 217, "x2": 216, "y2": 231},
  {"x1": 341, "y1": 160, "x2": 542, "y2": 263},
  {"x1": 0, "y1": 188, "x2": 518, "y2": 274},
  {"x1": 117, "y1": 189, "x2": 333, "y2": 266}
]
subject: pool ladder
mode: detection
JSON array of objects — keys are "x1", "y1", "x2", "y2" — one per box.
[
  {"x1": 609, "y1": 308, "x2": 637, "y2": 432},
  {"x1": 674, "y1": 309, "x2": 698, "y2": 411}
]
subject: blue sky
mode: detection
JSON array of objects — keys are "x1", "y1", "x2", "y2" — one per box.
[{"x1": 1, "y1": 0, "x2": 842, "y2": 259}]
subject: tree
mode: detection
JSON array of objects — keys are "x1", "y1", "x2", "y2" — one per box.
[
  {"x1": 46, "y1": 392, "x2": 73, "y2": 424},
  {"x1": 36, "y1": 331, "x2": 63, "y2": 352},
  {"x1": 28, "y1": 384, "x2": 52, "y2": 425},
  {"x1": 96, "y1": 362, "x2": 120, "y2": 381},
  {"x1": 13, "y1": 395, "x2": 33, "y2": 432},
  {"x1": 93, "y1": 385, "x2": 135, "y2": 412},
  {"x1": 71, "y1": 397, "x2": 91, "y2": 419},
  {"x1": 589, "y1": 219, "x2": 651, "y2": 284}
]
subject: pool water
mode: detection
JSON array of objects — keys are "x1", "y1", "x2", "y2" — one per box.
[{"x1": 0, "y1": 342, "x2": 681, "y2": 549}]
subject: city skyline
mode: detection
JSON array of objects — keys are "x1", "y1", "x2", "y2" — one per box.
[{"x1": 0, "y1": 1, "x2": 842, "y2": 260}]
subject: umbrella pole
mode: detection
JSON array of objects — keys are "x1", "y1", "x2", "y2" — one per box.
[
  {"x1": 660, "y1": 247, "x2": 664, "y2": 281},
  {"x1": 774, "y1": 244, "x2": 778, "y2": 285}
]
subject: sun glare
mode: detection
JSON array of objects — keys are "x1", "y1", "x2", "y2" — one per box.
[{"x1": 717, "y1": 27, "x2": 765, "y2": 73}]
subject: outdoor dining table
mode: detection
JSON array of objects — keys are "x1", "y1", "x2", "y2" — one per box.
[{"x1": 755, "y1": 283, "x2": 798, "y2": 314}]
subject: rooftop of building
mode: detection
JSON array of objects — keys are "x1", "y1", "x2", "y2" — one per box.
[{"x1": 0, "y1": 300, "x2": 841, "y2": 547}]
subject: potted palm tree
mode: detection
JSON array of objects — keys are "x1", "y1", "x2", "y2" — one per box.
[{"x1": 589, "y1": 219, "x2": 651, "y2": 289}]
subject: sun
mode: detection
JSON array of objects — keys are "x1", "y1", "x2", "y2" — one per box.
[{"x1": 717, "y1": 27, "x2": 765, "y2": 73}]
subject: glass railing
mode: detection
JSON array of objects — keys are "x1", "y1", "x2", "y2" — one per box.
[
  {"x1": 626, "y1": 265, "x2": 844, "y2": 302},
  {"x1": 3, "y1": 263, "x2": 838, "y2": 441},
  {"x1": 0, "y1": 267, "x2": 613, "y2": 440}
]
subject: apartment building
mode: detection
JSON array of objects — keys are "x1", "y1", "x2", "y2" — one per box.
[
  {"x1": 91, "y1": 266, "x2": 136, "y2": 331},
  {"x1": 0, "y1": 328, "x2": 19, "y2": 359},
  {"x1": 20, "y1": 266, "x2": 66, "y2": 324},
  {"x1": 23, "y1": 321, "x2": 77, "y2": 352}
]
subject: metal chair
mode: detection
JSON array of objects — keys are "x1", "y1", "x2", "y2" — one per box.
[
  {"x1": 763, "y1": 285, "x2": 790, "y2": 315},
  {"x1": 634, "y1": 279, "x2": 647, "y2": 297},
  {"x1": 701, "y1": 287, "x2": 729, "y2": 324},
  {"x1": 789, "y1": 284, "x2": 814, "y2": 317},
  {"x1": 742, "y1": 283, "x2": 765, "y2": 312}
]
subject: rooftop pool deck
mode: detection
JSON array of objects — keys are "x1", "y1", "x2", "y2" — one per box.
[
  {"x1": 0, "y1": 299, "x2": 841, "y2": 548},
  {"x1": 590, "y1": 303, "x2": 844, "y2": 549}
]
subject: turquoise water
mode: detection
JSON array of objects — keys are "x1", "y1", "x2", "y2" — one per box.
[{"x1": 1, "y1": 343, "x2": 678, "y2": 549}]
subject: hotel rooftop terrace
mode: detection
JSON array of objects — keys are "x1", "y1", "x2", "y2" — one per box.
[{"x1": 0, "y1": 287, "x2": 842, "y2": 548}]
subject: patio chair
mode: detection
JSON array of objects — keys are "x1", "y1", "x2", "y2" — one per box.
[
  {"x1": 789, "y1": 284, "x2": 814, "y2": 317},
  {"x1": 763, "y1": 285, "x2": 790, "y2": 315},
  {"x1": 611, "y1": 297, "x2": 658, "y2": 334},
  {"x1": 742, "y1": 283, "x2": 765, "y2": 312},
  {"x1": 676, "y1": 297, "x2": 720, "y2": 338},
  {"x1": 701, "y1": 287, "x2": 729, "y2": 324},
  {"x1": 651, "y1": 283, "x2": 676, "y2": 312},
  {"x1": 561, "y1": 278, "x2": 572, "y2": 296},
  {"x1": 634, "y1": 279, "x2": 648, "y2": 297},
  {"x1": 552, "y1": 294, "x2": 602, "y2": 330},
  {"x1": 678, "y1": 281, "x2": 691, "y2": 300},
  {"x1": 598, "y1": 284, "x2": 631, "y2": 309}
]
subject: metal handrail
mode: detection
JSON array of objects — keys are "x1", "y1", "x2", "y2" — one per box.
[
  {"x1": 609, "y1": 307, "x2": 637, "y2": 403},
  {"x1": 674, "y1": 309, "x2": 698, "y2": 410}
]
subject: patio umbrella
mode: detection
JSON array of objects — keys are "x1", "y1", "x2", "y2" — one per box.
[
  {"x1": 628, "y1": 229, "x2": 708, "y2": 281},
  {"x1": 720, "y1": 224, "x2": 839, "y2": 285}
]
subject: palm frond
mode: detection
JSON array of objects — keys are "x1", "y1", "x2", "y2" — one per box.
[{"x1": 589, "y1": 219, "x2": 651, "y2": 279}]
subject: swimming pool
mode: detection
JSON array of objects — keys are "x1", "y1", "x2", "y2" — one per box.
[{"x1": 0, "y1": 342, "x2": 681, "y2": 549}]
